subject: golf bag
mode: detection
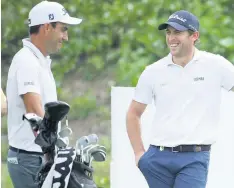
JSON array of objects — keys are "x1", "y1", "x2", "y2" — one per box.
[{"x1": 24, "y1": 101, "x2": 100, "y2": 188}]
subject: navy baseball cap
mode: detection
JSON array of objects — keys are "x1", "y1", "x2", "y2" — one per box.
[{"x1": 158, "y1": 10, "x2": 199, "y2": 32}]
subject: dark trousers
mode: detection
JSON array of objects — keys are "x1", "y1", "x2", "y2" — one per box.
[
  {"x1": 7, "y1": 148, "x2": 44, "y2": 188},
  {"x1": 138, "y1": 145, "x2": 210, "y2": 188}
]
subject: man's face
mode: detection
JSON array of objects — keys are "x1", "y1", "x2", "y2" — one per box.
[
  {"x1": 165, "y1": 26, "x2": 199, "y2": 57},
  {"x1": 45, "y1": 22, "x2": 69, "y2": 54}
]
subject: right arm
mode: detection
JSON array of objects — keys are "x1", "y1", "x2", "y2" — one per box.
[
  {"x1": 17, "y1": 64, "x2": 48, "y2": 160},
  {"x1": 16, "y1": 64, "x2": 45, "y2": 134},
  {"x1": 22, "y1": 92, "x2": 50, "y2": 161},
  {"x1": 17, "y1": 64, "x2": 44, "y2": 122},
  {"x1": 126, "y1": 100, "x2": 147, "y2": 165},
  {"x1": 126, "y1": 66, "x2": 153, "y2": 165},
  {"x1": 22, "y1": 92, "x2": 44, "y2": 118}
]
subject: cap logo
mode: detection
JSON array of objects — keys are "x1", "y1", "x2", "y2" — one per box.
[
  {"x1": 62, "y1": 8, "x2": 68, "y2": 15},
  {"x1": 189, "y1": 24, "x2": 197, "y2": 31},
  {"x1": 49, "y1": 14, "x2": 54, "y2": 20},
  {"x1": 169, "y1": 14, "x2": 186, "y2": 23}
]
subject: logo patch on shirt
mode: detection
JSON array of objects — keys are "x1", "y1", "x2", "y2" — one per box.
[
  {"x1": 194, "y1": 77, "x2": 204, "y2": 81},
  {"x1": 24, "y1": 81, "x2": 34, "y2": 86},
  {"x1": 160, "y1": 83, "x2": 168, "y2": 87}
]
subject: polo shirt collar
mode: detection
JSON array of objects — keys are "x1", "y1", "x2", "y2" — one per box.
[
  {"x1": 166, "y1": 48, "x2": 201, "y2": 66},
  {"x1": 22, "y1": 38, "x2": 52, "y2": 68}
]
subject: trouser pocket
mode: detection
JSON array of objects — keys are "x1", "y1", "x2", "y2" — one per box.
[
  {"x1": 138, "y1": 145, "x2": 155, "y2": 172},
  {"x1": 7, "y1": 149, "x2": 43, "y2": 188}
]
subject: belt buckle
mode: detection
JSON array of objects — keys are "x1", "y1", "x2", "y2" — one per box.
[
  {"x1": 171, "y1": 147, "x2": 179, "y2": 153},
  {"x1": 194, "y1": 146, "x2": 202, "y2": 152},
  {"x1": 159, "y1": 146, "x2": 164, "y2": 151}
]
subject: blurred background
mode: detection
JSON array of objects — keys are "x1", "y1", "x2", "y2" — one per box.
[{"x1": 1, "y1": 0, "x2": 234, "y2": 187}]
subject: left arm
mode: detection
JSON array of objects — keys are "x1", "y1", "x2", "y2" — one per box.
[{"x1": 218, "y1": 56, "x2": 234, "y2": 91}]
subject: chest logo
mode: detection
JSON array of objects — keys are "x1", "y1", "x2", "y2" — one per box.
[{"x1": 194, "y1": 77, "x2": 204, "y2": 81}]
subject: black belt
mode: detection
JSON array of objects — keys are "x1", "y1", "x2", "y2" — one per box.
[
  {"x1": 155, "y1": 145, "x2": 211, "y2": 152},
  {"x1": 9, "y1": 146, "x2": 43, "y2": 155}
]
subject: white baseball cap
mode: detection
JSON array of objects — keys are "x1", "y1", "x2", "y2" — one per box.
[{"x1": 28, "y1": 1, "x2": 82, "y2": 27}]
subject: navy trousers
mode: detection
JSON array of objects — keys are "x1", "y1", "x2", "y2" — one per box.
[{"x1": 138, "y1": 145, "x2": 210, "y2": 188}]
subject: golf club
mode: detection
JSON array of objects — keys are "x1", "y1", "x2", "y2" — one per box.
[
  {"x1": 88, "y1": 150, "x2": 106, "y2": 167},
  {"x1": 84, "y1": 145, "x2": 106, "y2": 165},
  {"x1": 75, "y1": 134, "x2": 99, "y2": 162}
]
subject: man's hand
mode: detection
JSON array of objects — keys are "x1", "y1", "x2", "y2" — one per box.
[{"x1": 135, "y1": 150, "x2": 145, "y2": 167}]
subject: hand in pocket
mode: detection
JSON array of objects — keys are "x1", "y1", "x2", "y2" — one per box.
[{"x1": 135, "y1": 151, "x2": 145, "y2": 167}]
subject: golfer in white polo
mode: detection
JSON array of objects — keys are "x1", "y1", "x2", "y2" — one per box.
[
  {"x1": 127, "y1": 10, "x2": 234, "y2": 188},
  {"x1": 6, "y1": 1, "x2": 82, "y2": 187}
]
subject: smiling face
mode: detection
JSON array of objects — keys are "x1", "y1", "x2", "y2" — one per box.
[
  {"x1": 165, "y1": 26, "x2": 199, "y2": 58},
  {"x1": 44, "y1": 22, "x2": 69, "y2": 54}
]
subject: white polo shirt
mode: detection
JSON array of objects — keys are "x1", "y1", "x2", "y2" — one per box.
[
  {"x1": 134, "y1": 49, "x2": 234, "y2": 147},
  {"x1": 6, "y1": 38, "x2": 57, "y2": 152}
]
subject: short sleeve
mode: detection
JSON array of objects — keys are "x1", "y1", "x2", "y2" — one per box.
[
  {"x1": 16, "y1": 65, "x2": 41, "y2": 95},
  {"x1": 133, "y1": 68, "x2": 153, "y2": 104},
  {"x1": 219, "y1": 56, "x2": 234, "y2": 90}
]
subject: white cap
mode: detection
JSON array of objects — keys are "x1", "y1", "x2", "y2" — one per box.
[{"x1": 28, "y1": 1, "x2": 82, "y2": 27}]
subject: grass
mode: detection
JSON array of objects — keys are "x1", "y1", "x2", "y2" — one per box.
[
  {"x1": 93, "y1": 158, "x2": 110, "y2": 188},
  {"x1": 1, "y1": 163, "x2": 13, "y2": 188}
]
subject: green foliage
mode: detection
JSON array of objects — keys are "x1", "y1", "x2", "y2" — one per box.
[
  {"x1": 1, "y1": 163, "x2": 14, "y2": 188},
  {"x1": 97, "y1": 106, "x2": 111, "y2": 120},
  {"x1": 1, "y1": 117, "x2": 8, "y2": 162},
  {"x1": 1, "y1": 0, "x2": 234, "y2": 187},
  {"x1": 1, "y1": 116, "x2": 8, "y2": 135},
  {"x1": 69, "y1": 91, "x2": 97, "y2": 120},
  {"x1": 1, "y1": 140, "x2": 9, "y2": 162},
  {"x1": 93, "y1": 136, "x2": 111, "y2": 188},
  {"x1": 93, "y1": 159, "x2": 110, "y2": 188},
  {"x1": 2, "y1": 0, "x2": 234, "y2": 87}
]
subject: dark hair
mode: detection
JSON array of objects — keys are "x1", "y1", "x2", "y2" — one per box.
[
  {"x1": 29, "y1": 22, "x2": 58, "y2": 35},
  {"x1": 188, "y1": 29, "x2": 200, "y2": 45},
  {"x1": 50, "y1": 22, "x2": 57, "y2": 28},
  {"x1": 29, "y1": 25, "x2": 42, "y2": 35}
]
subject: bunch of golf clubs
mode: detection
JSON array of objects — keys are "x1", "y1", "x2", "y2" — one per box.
[
  {"x1": 24, "y1": 113, "x2": 107, "y2": 169},
  {"x1": 75, "y1": 134, "x2": 107, "y2": 167},
  {"x1": 57, "y1": 118, "x2": 107, "y2": 167}
]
